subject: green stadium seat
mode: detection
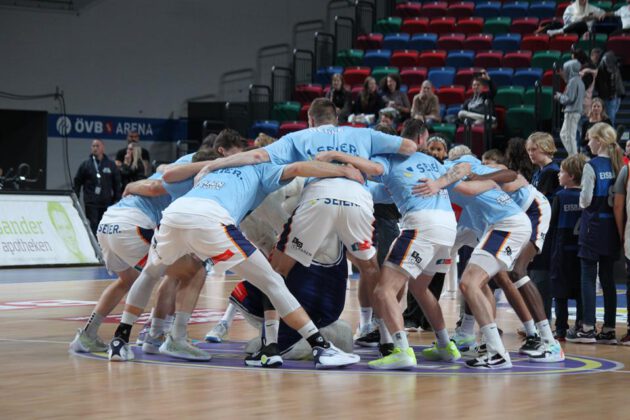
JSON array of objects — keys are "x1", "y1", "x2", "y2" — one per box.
[
  {"x1": 532, "y1": 50, "x2": 561, "y2": 70},
  {"x1": 431, "y1": 123, "x2": 457, "y2": 142},
  {"x1": 271, "y1": 101, "x2": 301, "y2": 121},
  {"x1": 524, "y1": 87, "x2": 554, "y2": 120},
  {"x1": 371, "y1": 66, "x2": 400, "y2": 82},
  {"x1": 336, "y1": 49, "x2": 364, "y2": 67},
  {"x1": 375, "y1": 17, "x2": 403, "y2": 34},
  {"x1": 494, "y1": 86, "x2": 525, "y2": 109},
  {"x1": 483, "y1": 17, "x2": 512, "y2": 35},
  {"x1": 506, "y1": 105, "x2": 536, "y2": 138}
]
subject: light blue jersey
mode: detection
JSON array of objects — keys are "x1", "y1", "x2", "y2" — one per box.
[
  {"x1": 371, "y1": 153, "x2": 452, "y2": 215},
  {"x1": 184, "y1": 163, "x2": 287, "y2": 225},
  {"x1": 367, "y1": 181, "x2": 394, "y2": 205},
  {"x1": 162, "y1": 153, "x2": 195, "y2": 200},
  {"x1": 113, "y1": 172, "x2": 171, "y2": 226}
]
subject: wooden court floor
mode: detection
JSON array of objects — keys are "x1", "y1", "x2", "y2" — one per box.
[{"x1": 2, "y1": 267, "x2": 630, "y2": 419}]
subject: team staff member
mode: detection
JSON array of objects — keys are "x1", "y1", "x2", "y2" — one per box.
[{"x1": 74, "y1": 139, "x2": 122, "y2": 234}]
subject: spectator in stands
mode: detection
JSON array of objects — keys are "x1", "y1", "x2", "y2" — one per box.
[
  {"x1": 458, "y1": 71, "x2": 496, "y2": 125},
  {"x1": 325, "y1": 73, "x2": 353, "y2": 123},
  {"x1": 350, "y1": 76, "x2": 385, "y2": 125},
  {"x1": 602, "y1": 0, "x2": 630, "y2": 36},
  {"x1": 581, "y1": 98, "x2": 611, "y2": 147},
  {"x1": 119, "y1": 143, "x2": 146, "y2": 190},
  {"x1": 555, "y1": 59, "x2": 585, "y2": 156},
  {"x1": 544, "y1": 0, "x2": 605, "y2": 37},
  {"x1": 506, "y1": 137, "x2": 535, "y2": 181},
  {"x1": 380, "y1": 74, "x2": 410, "y2": 121},
  {"x1": 377, "y1": 107, "x2": 399, "y2": 130},
  {"x1": 590, "y1": 48, "x2": 603, "y2": 67},
  {"x1": 594, "y1": 51, "x2": 626, "y2": 126},
  {"x1": 411, "y1": 80, "x2": 441, "y2": 126},
  {"x1": 74, "y1": 139, "x2": 121, "y2": 235},
  {"x1": 115, "y1": 131, "x2": 150, "y2": 175},
  {"x1": 254, "y1": 132, "x2": 276, "y2": 148}
]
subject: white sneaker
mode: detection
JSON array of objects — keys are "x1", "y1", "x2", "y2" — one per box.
[
  {"x1": 159, "y1": 334, "x2": 211, "y2": 361},
  {"x1": 465, "y1": 351, "x2": 512, "y2": 369},
  {"x1": 108, "y1": 338, "x2": 135, "y2": 361},
  {"x1": 452, "y1": 328, "x2": 477, "y2": 351},
  {"x1": 528, "y1": 340, "x2": 565, "y2": 363},
  {"x1": 69, "y1": 329, "x2": 108, "y2": 353},
  {"x1": 135, "y1": 323, "x2": 150, "y2": 346},
  {"x1": 313, "y1": 343, "x2": 360, "y2": 369},
  {"x1": 205, "y1": 321, "x2": 229, "y2": 343},
  {"x1": 142, "y1": 333, "x2": 166, "y2": 354}
]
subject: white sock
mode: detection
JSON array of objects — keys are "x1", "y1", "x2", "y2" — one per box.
[
  {"x1": 603, "y1": 326, "x2": 615, "y2": 333},
  {"x1": 172, "y1": 311, "x2": 191, "y2": 341},
  {"x1": 461, "y1": 313, "x2": 476, "y2": 336},
  {"x1": 297, "y1": 320, "x2": 318, "y2": 339},
  {"x1": 392, "y1": 330, "x2": 409, "y2": 350},
  {"x1": 222, "y1": 303, "x2": 237, "y2": 326},
  {"x1": 523, "y1": 319, "x2": 537, "y2": 337},
  {"x1": 377, "y1": 318, "x2": 393, "y2": 344},
  {"x1": 149, "y1": 317, "x2": 166, "y2": 337},
  {"x1": 84, "y1": 312, "x2": 103, "y2": 338},
  {"x1": 264, "y1": 319, "x2": 279, "y2": 344},
  {"x1": 436, "y1": 328, "x2": 450, "y2": 348},
  {"x1": 480, "y1": 323, "x2": 506, "y2": 355},
  {"x1": 164, "y1": 314, "x2": 175, "y2": 332},
  {"x1": 121, "y1": 311, "x2": 139, "y2": 326},
  {"x1": 536, "y1": 320, "x2": 554, "y2": 343},
  {"x1": 360, "y1": 307, "x2": 373, "y2": 329}
]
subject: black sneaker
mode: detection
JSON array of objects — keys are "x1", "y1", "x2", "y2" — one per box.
[
  {"x1": 465, "y1": 352, "x2": 512, "y2": 369},
  {"x1": 595, "y1": 330, "x2": 618, "y2": 345},
  {"x1": 566, "y1": 327, "x2": 596, "y2": 344},
  {"x1": 519, "y1": 334, "x2": 542, "y2": 356},
  {"x1": 355, "y1": 329, "x2": 380, "y2": 348},
  {"x1": 245, "y1": 342, "x2": 283, "y2": 367},
  {"x1": 379, "y1": 342, "x2": 395, "y2": 357}
]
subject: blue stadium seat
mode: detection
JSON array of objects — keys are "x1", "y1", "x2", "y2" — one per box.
[
  {"x1": 446, "y1": 104, "x2": 462, "y2": 117},
  {"x1": 487, "y1": 67, "x2": 514, "y2": 87},
  {"x1": 446, "y1": 50, "x2": 475, "y2": 68},
  {"x1": 409, "y1": 33, "x2": 438, "y2": 51},
  {"x1": 363, "y1": 49, "x2": 392, "y2": 67},
  {"x1": 474, "y1": 1, "x2": 501, "y2": 18},
  {"x1": 512, "y1": 68, "x2": 544, "y2": 88},
  {"x1": 501, "y1": 2, "x2": 529, "y2": 19},
  {"x1": 383, "y1": 33, "x2": 410, "y2": 50},
  {"x1": 492, "y1": 33, "x2": 522, "y2": 52},
  {"x1": 249, "y1": 120, "x2": 279, "y2": 138},
  {"x1": 428, "y1": 67, "x2": 456, "y2": 89},
  {"x1": 315, "y1": 66, "x2": 343, "y2": 85},
  {"x1": 528, "y1": 2, "x2": 556, "y2": 19}
]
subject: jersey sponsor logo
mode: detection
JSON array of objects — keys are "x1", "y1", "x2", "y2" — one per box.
[
  {"x1": 97, "y1": 223, "x2": 120, "y2": 234},
  {"x1": 291, "y1": 237, "x2": 313, "y2": 257},
  {"x1": 505, "y1": 246, "x2": 512, "y2": 256},
  {"x1": 435, "y1": 258, "x2": 452, "y2": 265},
  {"x1": 351, "y1": 240, "x2": 372, "y2": 251},
  {"x1": 496, "y1": 193, "x2": 513, "y2": 206},
  {"x1": 563, "y1": 204, "x2": 580, "y2": 212},
  {"x1": 313, "y1": 144, "x2": 358, "y2": 155},
  {"x1": 410, "y1": 250, "x2": 423, "y2": 264},
  {"x1": 209, "y1": 249, "x2": 235, "y2": 265},
  {"x1": 197, "y1": 180, "x2": 225, "y2": 190},
  {"x1": 215, "y1": 168, "x2": 243, "y2": 180},
  {"x1": 322, "y1": 198, "x2": 359, "y2": 207},
  {"x1": 599, "y1": 171, "x2": 614, "y2": 180}
]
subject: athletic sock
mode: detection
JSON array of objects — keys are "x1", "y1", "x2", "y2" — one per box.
[
  {"x1": 299, "y1": 321, "x2": 330, "y2": 348},
  {"x1": 392, "y1": 330, "x2": 409, "y2": 351},
  {"x1": 435, "y1": 328, "x2": 450, "y2": 348},
  {"x1": 114, "y1": 323, "x2": 134, "y2": 343},
  {"x1": 164, "y1": 314, "x2": 175, "y2": 333},
  {"x1": 523, "y1": 319, "x2": 537, "y2": 337},
  {"x1": 377, "y1": 318, "x2": 393, "y2": 344},
  {"x1": 149, "y1": 317, "x2": 166, "y2": 337},
  {"x1": 603, "y1": 326, "x2": 615, "y2": 333},
  {"x1": 536, "y1": 320, "x2": 554, "y2": 344},
  {"x1": 360, "y1": 307, "x2": 373, "y2": 330},
  {"x1": 83, "y1": 312, "x2": 103, "y2": 338},
  {"x1": 172, "y1": 311, "x2": 191, "y2": 341},
  {"x1": 222, "y1": 303, "x2": 237, "y2": 326},
  {"x1": 264, "y1": 320, "x2": 279, "y2": 344},
  {"x1": 461, "y1": 313, "x2": 476, "y2": 336},
  {"x1": 480, "y1": 323, "x2": 506, "y2": 355}
]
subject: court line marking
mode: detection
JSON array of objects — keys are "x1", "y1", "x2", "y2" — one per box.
[{"x1": 0, "y1": 338, "x2": 68, "y2": 345}]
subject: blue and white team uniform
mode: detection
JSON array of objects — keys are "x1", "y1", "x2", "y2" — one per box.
[
  {"x1": 264, "y1": 125, "x2": 403, "y2": 266},
  {"x1": 446, "y1": 158, "x2": 531, "y2": 277},
  {"x1": 371, "y1": 153, "x2": 457, "y2": 278},
  {"x1": 97, "y1": 172, "x2": 171, "y2": 273}
]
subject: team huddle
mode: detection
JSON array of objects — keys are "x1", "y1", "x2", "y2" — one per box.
[{"x1": 70, "y1": 98, "x2": 573, "y2": 370}]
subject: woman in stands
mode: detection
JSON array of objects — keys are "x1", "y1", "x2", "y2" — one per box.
[
  {"x1": 325, "y1": 73, "x2": 352, "y2": 123},
  {"x1": 457, "y1": 70, "x2": 496, "y2": 125},
  {"x1": 350, "y1": 76, "x2": 385, "y2": 125},
  {"x1": 580, "y1": 98, "x2": 611, "y2": 148},
  {"x1": 380, "y1": 73, "x2": 410, "y2": 121},
  {"x1": 539, "y1": 0, "x2": 605, "y2": 37},
  {"x1": 411, "y1": 80, "x2": 441, "y2": 127}
]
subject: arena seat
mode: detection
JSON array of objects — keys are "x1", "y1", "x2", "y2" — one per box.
[
  {"x1": 512, "y1": 68, "x2": 544, "y2": 88},
  {"x1": 343, "y1": 67, "x2": 371, "y2": 86},
  {"x1": 293, "y1": 84, "x2": 323, "y2": 105},
  {"x1": 447, "y1": 2, "x2": 475, "y2": 18},
  {"x1": 419, "y1": 50, "x2": 448, "y2": 67},
  {"x1": 606, "y1": 35, "x2": 630, "y2": 65},
  {"x1": 549, "y1": 34, "x2": 579, "y2": 51},
  {"x1": 455, "y1": 67, "x2": 484, "y2": 87},
  {"x1": 383, "y1": 33, "x2": 410, "y2": 51},
  {"x1": 315, "y1": 66, "x2": 343, "y2": 85},
  {"x1": 278, "y1": 121, "x2": 308, "y2": 136},
  {"x1": 505, "y1": 105, "x2": 536, "y2": 138},
  {"x1": 336, "y1": 49, "x2": 364, "y2": 67},
  {"x1": 503, "y1": 50, "x2": 533, "y2": 68},
  {"x1": 521, "y1": 34, "x2": 550, "y2": 52},
  {"x1": 390, "y1": 50, "x2": 419, "y2": 68},
  {"x1": 494, "y1": 85, "x2": 525, "y2": 109},
  {"x1": 271, "y1": 102, "x2": 301, "y2": 122},
  {"x1": 428, "y1": 17, "x2": 457, "y2": 35},
  {"x1": 483, "y1": 17, "x2": 512, "y2": 35},
  {"x1": 431, "y1": 123, "x2": 457, "y2": 141},
  {"x1": 437, "y1": 33, "x2": 466, "y2": 50},
  {"x1": 394, "y1": 2, "x2": 423, "y2": 17},
  {"x1": 529, "y1": 1, "x2": 556, "y2": 19},
  {"x1": 400, "y1": 67, "x2": 428, "y2": 86},
  {"x1": 371, "y1": 66, "x2": 400, "y2": 82},
  {"x1": 409, "y1": 33, "x2": 438, "y2": 51},
  {"x1": 437, "y1": 85, "x2": 466, "y2": 106},
  {"x1": 463, "y1": 34, "x2": 493, "y2": 51},
  {"x1": 422, "y1": 2, "x2": 449, "y2": 18},
  {"x1": 375, "y1": 17, "x2": 403, "y2": 34},
  {"x1": 524, "y1": 86, "x2": 553, "y2": 120},
  {"x1": 501, "y1": 2, "x2": 529, "y2": 19},
  {"x1": 531, "y1": 50, "x2": 561, "y2": 71},
  {"x1": 363, "y1": 49, "x2": 392, "y2": 67},
  {"x1": 457, "y1": 17, "x2": 484, "y2": 34},
  {"x1": 401, "y1": 17, "x2": 430, "y2": 34},
  {"x1": 474, "y1": 1, "x2": 501, "y2": 18},
  {"x1": 474, "y1": 50, "x2": 503, "y2": 68},
  {"x1": 511, "y1": 17, "x2": 540, "y2": 35},
  {"x1": 249, "y1": 120, "x2": 279, "y2": 138},
  {"x1": 428, "y1": 67, "x2": 456, "y2": 88},
  {"x1": 356, "y1": 33, "x2": 383, "y2": 50},
  {"x1": 492, "y1": 34, "x2": 522, "y2": 52},
  {"x1": 446, "y1": 50, "x2": 476, "y2": 68},
  {"x1": 487, "y1": 68, "x2": 514, "y2": 87}
]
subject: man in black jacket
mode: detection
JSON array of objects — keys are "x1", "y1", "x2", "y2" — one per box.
[{"x1": 74, "y1": 139, "x2": 122, "y2": 234}]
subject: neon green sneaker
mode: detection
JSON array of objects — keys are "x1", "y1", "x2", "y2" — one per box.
[
  {"x1": 422, "y1": 340, "x2": 462, "y2": 362},
  {"x1": 368, "y1": 347, "x2": 416, "y2": 370}
]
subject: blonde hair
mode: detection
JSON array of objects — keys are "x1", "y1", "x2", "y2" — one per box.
[
  {"x1": 526, "y1": 132, "x2": 557, "y2": 156},
  {"x1": 560, "y1": 153, "x2": 588, "y2": 184},
  {"x1": 448, "y1": 145, "x2": 472, "y2": 160},
  {"x1": 254, "y1": 133, "x2": 276, "y2": 148},
  {"x1": 587, "y1": 122, "x2": 623, "y2": 176},
  {"x1": 127, "y1": 143, "x2": 142, "y2": 171}
]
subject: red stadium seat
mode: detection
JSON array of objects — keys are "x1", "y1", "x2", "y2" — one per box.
[
  {"x1": 343, "y1": 67, "x2": 371, "y2": 86},
  {"x1": 503, "y1": 50, "x2": 533, "y2": 68},
  {"x1": 437, "y1": 33, "x2": 466, "y2": 50},
  {"x1": 400, "y1": 67, "x2": 428, "y2": 86},
  {"x1": 542, "y1": 69, "x2": 566, "y2": 91},
  {"x1": 418, "y1": 50, "x2": 448, "y2": 67},
  {"x1": 447, "y1": 2, "x2": 475, "y2": 18},
  {"x1": 401, "y1": 17, "x2": 430, "y2": 34},
  {"x1": 521, "y1": 34, "x2": 550, "y2": 52},
  {"x1": 422, "y1": 2, "x2": 449, "y2": 18},
  {"x1": 356, "y1": 33, "x2": 383, "y2": 50},
  {"x1": 299, "y1": 104, "x2": 310, "y2": 121},
  {"x1": 474, "y1": 50, "x2": 503, "y2": 68},
  {"x1": 293, "y1": 84, "x2": 323, "y2": 105},
  {"x1": 454, "y1": 67, "x2": 483, "y2": 87},
  {"x1": 437, "y1": 85, "x2": 466, "y2": 106},
  {"x1": 511, "y1": 18, "x2": 540, "y2": 35},
  {"x1": 556, "y1": 2, "x2": 570, "y2": 18},
  {"x1": 549, "y1": 34, "x2": 579, "y2": 52},
  {"x1": 278, "y1": 121, "x2": 308, "y2": 136},
  {"x1": 428, "y1": 17, "x2": 457, "y2": 35},
  {"x1": 607, "y1": 35, "x2": 630, "y2": 65},
  {"x1": 390, "y1": 50, "x2": 419, "y2": 67},
  {"x1": 406, "y1": 85, "x2": 422, "y2": 104},
  {"x1": 463, "y1": 34, "x2": 493, "y2": 51},
  {"x1": 457, "y1": 17, "x2": 484, "y2": 35},
  {"x1": 394, "y1": 2, "x2": 423, "y2": 17},
  {"x1": 455, "y1": 125, "x2": 487, "y2": 157}
]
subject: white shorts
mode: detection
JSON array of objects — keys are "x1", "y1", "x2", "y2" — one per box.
[
  {"x1": 385, "y1": 230, "x2": 453, "y2": 278},
  {"x1": 454, "y1": 227, "x2": 480, "y2": 251},
  {"x1": 97, "y1": 223, "x2": 154, "y2": 273},
  {"x1": 150, "y1": 215, "x2": 257, "y2": 273},
  {"x1": 276, "y1": 197, "x2": 376, "y2": 267},
  {"x1": 469, "y1": 213, "x2": 532, "y2": 277},
  {"x1": 525, "y1": 193, "x2": 551, "y2": 253}
]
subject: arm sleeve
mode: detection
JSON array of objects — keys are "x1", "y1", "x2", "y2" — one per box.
[
  {"x1": 370, "y1": 130, "x2": 403, "y2": 155},
  {"x1": 563, "y1": 5, "x2": 574, "y2": 25},
  {"x1": 368, "y1": 181, "x2": 394, "y2": 204},
  {"x1": 558, "y1": 80, "x2": 577, "y2": 105},
  {"x1": 613, "y1": 165, "x2": 629, "y2": 195},
  {"x1": 263, "y1": 136, "x2": 298, "y2": 165},
  {"x1": 580, "y1": 164, "x2": 596, "y2": 208},
  {"x1": 260, "y1": 164, "x2": 289, "y2": 194},
  {"x1": 370, "y1": 155, "x2": 391, "y2": 182}
]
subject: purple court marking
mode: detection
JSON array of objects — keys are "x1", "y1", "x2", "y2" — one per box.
[{"x1": 74, "y1": 341, "x2": 623, "y2": 376}]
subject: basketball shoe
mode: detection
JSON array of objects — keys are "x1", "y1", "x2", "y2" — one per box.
[
  {"x1": 313, "y1": 343, "x2": 360, "y2": 369},
  {"x1": 69, "y1": 329, "x2": 108, "y2": 353},
  {"x1": 422, "y1": 340, "x2": 462, "y2": 362},
  {"x1": 159, "y1": 334, "x2": 211, "y2": 361},
  {"x1": 368, "y1": 347, "x2": 417, "y2": 370}
]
